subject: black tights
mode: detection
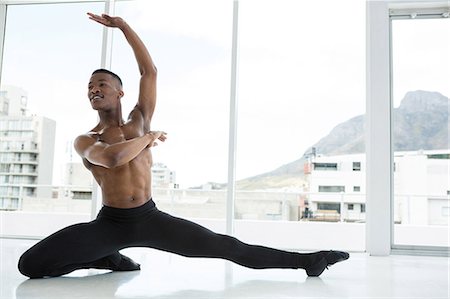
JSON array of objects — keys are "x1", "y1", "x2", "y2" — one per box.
[{"x1": 18, "y1": 199, "x2": 312, "y2": 278}]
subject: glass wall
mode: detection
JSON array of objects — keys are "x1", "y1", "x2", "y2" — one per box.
[
  {"x1": 233, "y1": 0, "x2": 366, "y2": 249},
  {"x1": 391, "y1": 17, "x2": 450, "y2": 248},
  {"x1": 112, "y1": 0, "x2": 233, "y2": 229},
  {"x1": 1, "y1": 0, "x2": 448, "y2": 255},
  {"x1": 0, "y1": 0, "x2": 369, "y2": 250},
  {"x1": 0, "y1": 2, "x2": 103, "y2": 237}
]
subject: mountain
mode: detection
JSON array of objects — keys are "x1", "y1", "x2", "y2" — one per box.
[
  {"x1": 234, "y1": 90, "x2": 449, "y2": 190},
  {"x1": 392, "y1": 91, "x2": 449, "y2": 151}
]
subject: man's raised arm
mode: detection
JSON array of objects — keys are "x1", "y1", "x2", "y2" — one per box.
[{"x1": 88, "y1": 13, "x2": 157, "y2": 128}]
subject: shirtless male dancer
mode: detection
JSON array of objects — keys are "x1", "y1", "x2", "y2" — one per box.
[{"x1": 18, "y1": 13, "x2": 349, "y2": 279}]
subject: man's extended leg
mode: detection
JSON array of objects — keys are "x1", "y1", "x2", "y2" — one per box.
[{"x1": 137, "y1": 207, "x2": 349, "y2": 276}]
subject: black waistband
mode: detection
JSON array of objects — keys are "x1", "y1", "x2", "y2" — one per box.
[{"x1": 98, "y1": 198, "x2": 156, "y2": 219}]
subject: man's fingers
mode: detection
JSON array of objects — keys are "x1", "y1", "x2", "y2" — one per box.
[
  {"x1": 87, "y1": 12, "x2": 102, "y2": 21},
  {"x1": 88, "y1": 15, "x2": 106, "y2": 25},
  {"x1": 87, "y1": 12, "x2": 112, "y2": 26},
  {"x1": 102, "y1": 14, "x2": 112, "y2": 21},
  {"x1": 148, "y1": 131, "x2": 167, "y2": 143},
  {"x1": 90, "y1": 19, "x2": 106, "y2": 26}
]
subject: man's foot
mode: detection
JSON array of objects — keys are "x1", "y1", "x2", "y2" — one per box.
[
  {"x1": 305, "y1": 250, "x2": 349, "y2": 277},
  {"x1": 114, "y1": 254, "x2": 141, "y2": 272},
  {"x1": 92, "y1": 253, "x2": 141, "y2": 272}
]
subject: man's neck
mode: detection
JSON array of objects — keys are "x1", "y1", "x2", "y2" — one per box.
[{"x1": 98, "y1": 110, "x2": 124, "y2": 128}]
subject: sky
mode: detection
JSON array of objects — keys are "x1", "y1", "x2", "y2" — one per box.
[{"x1": 1, "y1": 0, "x2": 449, "y2": 188}]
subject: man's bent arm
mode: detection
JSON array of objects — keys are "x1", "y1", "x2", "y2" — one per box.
[{"x1": 75, "y1": 133, "x2": 158, "y2": 169}]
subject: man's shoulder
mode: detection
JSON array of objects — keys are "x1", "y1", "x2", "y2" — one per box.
[
  {"x1": 127, "y1": 105, "x2": 149, "y2": 131},
  {"x1": 74, "y1": 132, "x2": 99, "y2": 152},
  {"x1": 76, "y1": 132, "x2": 99, "y2": 141}
]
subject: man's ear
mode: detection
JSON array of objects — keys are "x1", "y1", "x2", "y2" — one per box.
[{"x1": 118, "y1": 90, "x2": 124, "y2": 99}]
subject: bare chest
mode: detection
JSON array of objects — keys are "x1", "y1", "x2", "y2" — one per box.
[
  {"x1": 85, "y1": 124, "x2": 152, "y2": 174},
  {"x1": 97, "y1": 125, "x2": 141, "y2": 144},
  {"x1": 89, "y1": 125, "x2": 152, "y2": 182}
]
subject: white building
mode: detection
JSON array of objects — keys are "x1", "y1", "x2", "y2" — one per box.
[
  {"x1": 60, "y1": 162, "x2": 93, "y2": 200},
  {"x1": 306, "y1": 150, "x2": 449, "y2": 225},
  {"x1": 152, "y1": 162, "x2": 176, "y2": 188},
  {"x1": 305, "y1": 153, "x2": 366, "y2": 222},
  {"x1": 393, "y1": 150, "x2": 450, "y2": 226},
  {"x1": 0, "y1": 86, "x2": 56, "y2": 210},
  {"x1": 0, "y1": 86, "x2": 28, "y2": 116},
  {"x1": 0, "y1": 116, "x2": 56, "y2": 209}
]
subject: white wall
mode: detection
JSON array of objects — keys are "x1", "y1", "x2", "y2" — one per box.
[
  {"x1": 2, "y1": 211, "x2": 447, "y2": 250},
  {"x1": 0, "y1": 211, "x2": 90, "y2": 238}
]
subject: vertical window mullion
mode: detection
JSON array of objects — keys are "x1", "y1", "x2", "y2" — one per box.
[
  {"x1": 226, "y1": 0, "x2": 239, "y2": 236},
  {"x1": 91, "y1": 0, "x2": 114, "y2": 220},
  {"x1": 366, "y1": 0, "x2": 392, "y2": 256},
  {"x1": 0, "y1": 4, "x2": 7, "y2": 86}
]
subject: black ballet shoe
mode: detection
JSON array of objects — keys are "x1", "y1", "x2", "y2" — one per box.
[
  {"x1": 113, "y1": 254, "x2": 141, "y2": 272},
  {"x1": 92, "y1": 253, "x2": 140, "y2": 272},
  {"x1": 305, "y1": 250, "x2": 349, "y2": 277}
]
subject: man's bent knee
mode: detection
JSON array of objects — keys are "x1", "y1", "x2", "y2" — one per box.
[{"x1": 18, "y1": 251, "x2": 45, "y2": 279}]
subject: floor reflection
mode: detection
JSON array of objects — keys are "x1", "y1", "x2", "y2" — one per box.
[
  {"x1": 15, "y1": 267, "x2": 339, "y2": 299},
  {"x1": 15, "y1": 271, "x2": 140, "y2": 299}
]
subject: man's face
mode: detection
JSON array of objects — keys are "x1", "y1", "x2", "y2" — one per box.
[{"x1": 87, "y1": 73, "x2": 123, "y2": 111}]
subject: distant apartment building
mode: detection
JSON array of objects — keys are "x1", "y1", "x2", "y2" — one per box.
[
  {"x1": 0, "y1": 85, "x2": 28, "y2": 116},
  {"x1": 152, "y1": 163, "x2": 176, "y2": 188},
  {"x1": 305, "y1": 150, "x2": 450, "y2": 225},
  {"x1": 0, "y1": 86, "x2": 56, "y2": 210},
  {"x1": 60, "y1": 162, "x2": 93, "y2": 200},
  {"x1": 304, "y1": 153, "x2": 365, "y2": 222},
  {"x1": 393, "y1": 150, "x2": 449, "y2": 226}
]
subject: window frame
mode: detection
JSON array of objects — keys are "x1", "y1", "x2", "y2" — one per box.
[
  {"x1": 1, "y1": 0, "x2": 447, "y2": 256},
  {"x1": 366, "y1": 0, "x2": 450, "y2": 257}
]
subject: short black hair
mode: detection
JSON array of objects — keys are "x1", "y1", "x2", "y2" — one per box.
[{"x1": 92, "y1": 69, "x2": 123, "y2": 87}]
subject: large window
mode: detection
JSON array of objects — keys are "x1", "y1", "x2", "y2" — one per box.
[
  {"x1": 6, "y1": 1, "x2": 436, "y2": 255},
  {"x1": 112, "y1": 0, "x2": 233, "y2": 230},
  {"x1": 234, "y1": 0, "x2": 366, "y2": 250},
  {"x1": 0, "y1": 2, "x2": 103, "y2": 237},
  {"x1": 0, "y1": 1, "x2": 368, "y2": 251},
  {"x1": 391, "y1": 16, "x2": 450, "y2": 248}
]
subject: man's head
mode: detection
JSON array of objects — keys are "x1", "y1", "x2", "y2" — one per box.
[
  {"x1": 88, "y1": 69, "x2": 124, "y2": 111},
  {"x1": 92, "y1": 69, "x2": 123, "y2": 87}
]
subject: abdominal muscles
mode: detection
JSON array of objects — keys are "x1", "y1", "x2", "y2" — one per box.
[{"x1": 92, "y1": 150, "x2": 153, "y2": 208}]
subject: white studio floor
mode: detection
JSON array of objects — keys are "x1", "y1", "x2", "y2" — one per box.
[{"x1": 0, "y1": 238, "x2": 449, "y2": 299}]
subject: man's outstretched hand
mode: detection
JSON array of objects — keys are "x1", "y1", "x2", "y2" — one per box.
[
  {"x1": 147, "y1": 131, "x2": 167, "y2": 147},
  {"x1": 87, "y1": 12, "x2": 126, "y2": 29}
]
